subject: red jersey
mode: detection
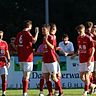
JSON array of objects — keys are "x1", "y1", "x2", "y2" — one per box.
[
  {"x1": 77, "y1": 34, "x2": 94, "y2": 63},
  {"x1": 92, "y1": 36, "x2": 96, "y2": 61},
  {"x1": 0, "y1": 40, "x2": 8, "y2": 67},
  {"x1": 15, "y1": 31, "x2": 34, "y2": 62},
  {"x1": 42, "y1": 35, "x2": 57, "y2": 63},
  {"x1": 85, "y1": 29, "x2": 93, "y2": 37},
  {"x1": 51, "y1": 34, "x2": 57, "y2": 48}
]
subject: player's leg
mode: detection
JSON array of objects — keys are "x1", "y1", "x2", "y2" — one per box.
[
  {"x1": 51, "y1": 73, "x2": 63, "y2": 96},
  {"x1": 93, "y1": 61, "x2": 96, "y2": 84},
  {"x1": 21, "y1": 62, "x2": 33, "y2": 96},
  {"x1": 80, "y1": 71, "x2": 90, "y2": 96},
  {"x1": 81, "y1": 62, "x2": 95, "y2": 96},
  {"x1": 22, "y1": 71, "x2": 31, "y2": 96},
  {"x1": 39, "y1": 62, "x2": 52, "y2": 96},
  {"x1": 86, "y1": 62, "x2": 96, "y2": 94},
  {"x1": 1, "y1": 66, "x2": 8, "y2": 96},
  {"x1": 79, "y1": 63, "x2": 88, "y2": 96},
  {"x1": 44, "y1": 73, "x2": 53, "y2": 96},
  {"x1": 39, "y1": 62, "x2": 45, "y2": 96},
  {"x1": 92, "y1": 61, "x2": 96, "y2": 93},
  {"x1": 43, "y1": 63, "x2": 53, "y2": 96},
  {"x1": 48, "y1": 61, "x2": 63, "y2": 96},
  {"x1": 39, "y1": 75, "x2": 44, "y2": 96},
  {"x1": 54, "y1": 62, "x2": 61, "y2": 96},
  {"x1": 87, "y1": 61, "x2": 96, "y2": 94},
  {"x1": 39, "y1": 74, "x2": 52, "y2": 96}
]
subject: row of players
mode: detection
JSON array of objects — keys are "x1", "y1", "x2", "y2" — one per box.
[{"x1": 0, "y1": 20, "x2": 96, "y2": 96}]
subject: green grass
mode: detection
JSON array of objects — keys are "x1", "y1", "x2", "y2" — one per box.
[{"x1": 0, "y1": 89, "x2": 96, "y2": 96}]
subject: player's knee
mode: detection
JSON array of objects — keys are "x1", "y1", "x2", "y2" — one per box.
[
  {"x1": 56, "y1": 73, "x2": 61, "y2": 79},
  {"x1": 40, "y1": 75, "x2": 44, "y2": 79},
  {"x1": 23, "y1": 75, "x2": 29, "y2": 80},
  {"x1": 51, "y1": 75, "x2": 57, "y2": 82},
  {"x1": 80, "y1": 75, "x2": 84, "y2": 81}
]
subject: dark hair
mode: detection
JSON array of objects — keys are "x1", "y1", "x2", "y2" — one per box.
[
  {"x1": 42, "y1": 24, "x2": 50, "y2": 31},
  {"x1": 23, "y1": 20, "x2": 32, "y2": 28},
  {"x1": 62, "y1": 34, "x2": 69, "y2": 39},
  {"x1": 50, "y1": 23, "x2": 57, "y2": 31}
]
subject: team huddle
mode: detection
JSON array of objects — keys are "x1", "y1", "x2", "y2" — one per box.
[{"x1": 0, "y1": 20, "x2": 96, "y2": 96}]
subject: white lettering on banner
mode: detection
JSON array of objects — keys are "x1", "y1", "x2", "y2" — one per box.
[{"x1": 0, "y1": 56, "x2": 84, "y2": 88}]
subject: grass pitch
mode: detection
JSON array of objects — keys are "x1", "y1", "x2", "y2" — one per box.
[{"x1": 0, "y1": 89, "x2": 96, "y2": 96}]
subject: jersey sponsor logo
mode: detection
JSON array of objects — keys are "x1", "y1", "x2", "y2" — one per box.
[
  {"x1": 0, "y1": 49, "x2": 5, "y2": 56},
  {"x1": 78, "y1": 45, "x2": 87, "y2": 53}
]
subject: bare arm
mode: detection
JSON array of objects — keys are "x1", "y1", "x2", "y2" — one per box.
[
  {"x1": 44, "y1": 36, "x2": 54, "y2": 49},
  {"x1": 6, "y1": 50, "x2": 10, "y2": 68},
  {"x1": 88, "y1": 47, "x2": 95, "y2": 63},
  {"x1": 45, "y1": 38, "x2": 54, "y2": 49},
  {"x1": 70, "y1": 51, "x2": 78, "y2": 59}
]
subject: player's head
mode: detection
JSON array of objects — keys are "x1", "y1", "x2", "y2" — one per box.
[
  {"x1": 62, "y1": 34, "x2": 69, "y2": 44},
  {"x1": 91, "y1": 25, "x2": 96, "y2": 36},
  {"x1": 50, "y1": 23, "x2": 57, "y2": 35},
  {"x1": 85, "y1": 21, "x2": 93, "y2": 31},
  {"x1": 42, "y1": 24, "x2": 50, "y2": 35},
  {"x1": 75, "y1": 24, "x2": 85, "y2": 35},
  {"x1": 0, "y1": 31, "x2": 4, "y2": 40},
  {"x1": 23, "y1": 20, "x2": 32, "y2": 30}
]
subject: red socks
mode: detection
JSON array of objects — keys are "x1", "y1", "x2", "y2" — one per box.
[
  {"x1": 93, "y1": 75, "x2": 96, "y2": 84},
  {"x1": 40, "y1": 78, "x2": 44, "y2": 91},
  {"x1": 55, "y1": 79, "x2": 60, "y2": 91},
  {"x1": 46, "y1": 81, "x2": 52, "y2": 95},
  {"x1": 22, "y1": 79, "x2": 28, "y2": 93},
  {"x1": 55, "y1": 80, "x2": 62, "y2": 94},
  {"x1": 2, "y1": 80, "x2": 7, "y2": 92},
  {"x1": 84, "y1": 84, "x2": 91, "y2": 91}
]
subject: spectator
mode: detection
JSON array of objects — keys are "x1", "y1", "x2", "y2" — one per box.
[
  {"x1": 8, "y1": 37, "x2": 17, "y2": 56},
  {"x1": 0, "y1": 31, "x2": 10, "y2": 96},
  {"x1": 14, "y1": 20, "x2": 39, "y2": 96},
  {"x1": 58, "y1": 34, "x2": 74, "y2": 56}
]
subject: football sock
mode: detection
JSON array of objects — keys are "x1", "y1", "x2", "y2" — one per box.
[
  {"x1": 55, "y1": 78, "x2": 60, "y2": 91},
  {"x1": 46, "y1": 81, "x2": 52, "y2": 95},
  {"x1": 40, "y1": 78, "x2": 44, "y2": 92},
  {"x1": 84, "y1": 84, "x2": 90, "y2": 91},
  {"x1": 55, "y1": 80, "x2": 62, "y2": 94},
  {"x1": 93, "y1": 76, "x2": 96, "y2": 84},
  {"x1": 22, "y1": 79, "x2": 28, "y2": 93},
  {"x1": 2, "y1": 80, "x2": 7, "y2": 93}
]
